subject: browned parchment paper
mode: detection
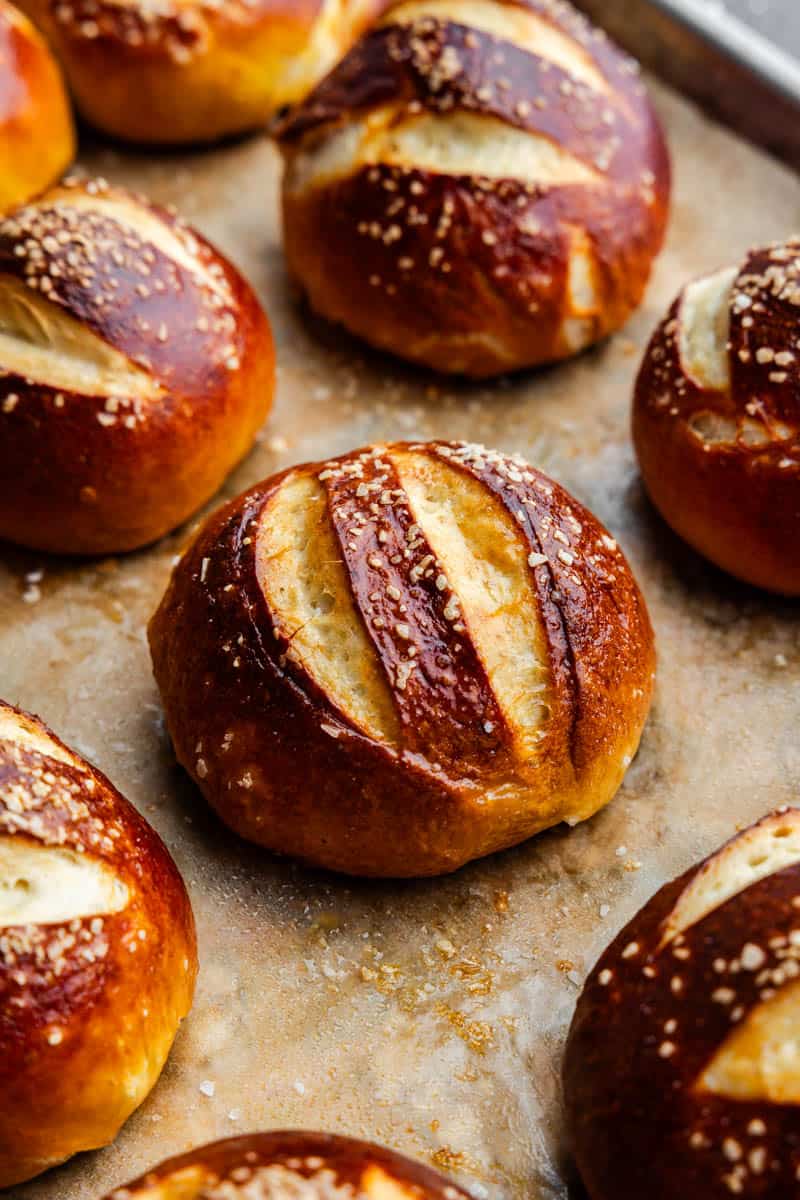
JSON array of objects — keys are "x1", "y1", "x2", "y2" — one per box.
[{"x1": 2, "y1": 79, "x2": 800, "y2": 1200}]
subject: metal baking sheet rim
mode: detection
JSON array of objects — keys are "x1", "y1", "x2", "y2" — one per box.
[{"x1": 573, "y1": 0, "x2": 800, "y2": 168}]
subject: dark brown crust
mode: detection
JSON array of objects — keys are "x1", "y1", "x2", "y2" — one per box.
[
  {"x1": 102, "y1": 1130, "x2": 474, "y2": 1197},
  {"x1": 148, "y1": 440, "x2": 655, "y2": 878},
  {"x1": 0, "y1": 699, "x2": 198, "y2": 1188},
  {"x1": 633, "y1": 239, "x2": 800, "y2": 595},
  {"x1": 0, "y1": 179, "x2": 275, "y2": 555},
  {"x1": 277, "y1": 0, "x2": 670, "y2": 377},
  {"x1": 323, "y1": 449, "x2": 506, "y2": 768},
  {"x1": 0, "y1": 1, "x2": 75, "y2": 213},
  {"x1": 564, "y1": 810, "x2": 800, "y2": 1200}
]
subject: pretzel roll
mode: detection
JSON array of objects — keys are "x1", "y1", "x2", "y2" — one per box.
[
  {"x1": 275, "y1": 0, "x2": 670, "y2": 378},
  {"x1": 149, "y1": 440, "x2": 655, "y2": 878},
  {"x1": 565, "y1": 809, "x2": 800, "y2": 1200},
  {"x1": 15, "y1": 0, "x2": 386, "y2": 145},
  {"x1": 101, "y1": 1131, "x2": 473, "y2": 1198},
  {"x1": 0, "y1": 177, "x2": 274, "y2": 555},
  {"x1": 0, "y1": 0, "x2": 75, "y2": 212},
  {"x1": 633, "y1": 239, "x2": 800, "y2": 594},
  {"x1": 0, "y1": 699, "x2": 197, "y2": 1188}
]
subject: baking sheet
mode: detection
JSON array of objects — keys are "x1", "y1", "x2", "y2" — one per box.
[{"x1": 2, "y1": 78, "x2": 800, "y2": 1200}]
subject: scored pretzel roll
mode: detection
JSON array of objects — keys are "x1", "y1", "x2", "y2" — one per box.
[
  {"x1": 564, "y1": 809, "x2": 800, "y2": 1200},
  {"x1": 633, "y1": 239, "x2": 800, "y2": 595},
  {"x1": 15, "y1": 0, "x2": 387, "y2": 145},
  {"x1": 149, "y1": 440, "x2": 655, "y2": 878},
  {"x1": 0, "y1": 699, "x2": 197, "y2": 1188},
  {"x1": 0, "y1": 0, "x2": 75, "y2": 213},
  {"x1": 101, "y1": 1131, "x2": 474, "y2": 1198},
  {"x1": 275, "y1": 0, "x2": 671, "y2": 378},
  {"x1": 0, "y1": 177, "x2": 275, "y2": 556}
]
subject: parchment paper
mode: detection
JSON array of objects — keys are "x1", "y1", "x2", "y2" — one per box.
[{"x1": 2, "y1": 79, "x2": 799, "y2": 1200}]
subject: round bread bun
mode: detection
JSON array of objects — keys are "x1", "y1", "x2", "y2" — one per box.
[
  {"x1": 633, "y1": 239, "x2": 800, "y2": 595},
  {"x1": 149, "y1": 440, "x2": 655, "y2": 878},
  {"x1": 0, "y1": 0, "x2": 75, "y2": 213},
  {"x1": 564, "y1": 808, "x2": 800, "y2": 1200},
  {"x1": 15, "y1": 0, "x2": 387, "y2": 145},
  {"x1": 101, "y1": 1131, "x2": 474, "y2": 1198},
  {"x1": 0, "y1": 698, "x2": 197, "y2": 1188},
  {"x1": 0, "y1": 176, "x2": 275, "y2": 555},
  {"x1": 275, "y1": 0, "x2": 671, "y2": 378}
]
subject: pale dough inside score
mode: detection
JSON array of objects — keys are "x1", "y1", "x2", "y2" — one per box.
[
  {"x1": 0, "y1": 276, "x2": 160, "y2": 400},
  {"x1": 660, "y1": 811, "x2": 800, "y2": 947},
  {"x1": 698, "y1": 980, "x2": 800, "y2": 1103},
  {"x1": 0, "y1": 839, "x2": 129, "y2": 927},
  {"x1": 677, "y1": 265, "x2": 736, "y2": 393}
]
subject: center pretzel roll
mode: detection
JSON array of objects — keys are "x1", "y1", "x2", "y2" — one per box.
[
  {"x1": 0, "y1": 177, "x2": 274, "y2": 555},
  {"x1": 101, "y1": 1131, "x2": 474, "y2": 1198},
  {"x1": 564, "y1": 809, "x2": 800, "y2": 1200},
  {"x1": 0, "y1": 700, "x2": 197, "y2": 1188},
  {"x1": 276, "y1": 0, "x2": 671, "y2": 377},
  {"x1": 149, "y1": 440, "x2": 655, "y2": 878},
  {"x1": 633, "y1": 239, "x2": 800, "y2": 595}
]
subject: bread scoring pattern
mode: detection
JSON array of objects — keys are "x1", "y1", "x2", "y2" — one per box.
[
  {"x1": 0, "y1": 700, "x2": 197, "y2": 1187},
  {"x1": 149, "y1": 440, "x2": 654, "y2": 876},
  {"x1": 0, "y1": 176, "x2": 274, "y2": 554},
  {"x1": 103, "y1": 1130, "x2": 474, "y2": 1198},
  {"x1": 633, "y1": 238, "x2": 800, "y2": 593},
  {"x1": 565, "y1": 809, "x2": 800, "y2": 1199},
  {"x1": 277, "y1": 0, "x2": 670, "y2": 375}
]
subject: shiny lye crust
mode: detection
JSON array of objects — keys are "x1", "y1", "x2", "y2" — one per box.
[
  {"x1": 275, "y1": 0, "x2": 671, "y2": 377},
  {"x1": 0, "y1": 0, "x2": 75, "y2": 213},
  {"x1": 633, "y1": 239, "x2": 800, "y2": 594},
  {"x1": 14, "y1": 0, "x2": 387, "y2": 144},
  {"x1": 102, "y1": 1130, "x2": 474, "y2": 1198},
  {"x1": 0, "y1": 699, "x2": 197, "y2": 1188},
  {"x1": 0, "y1": 177, "x2": 274, "y2": 555},
  {"x1": 564, "y1": 809, "x2": 800, "y2": 1200},
  {"x1": 149, "y1": 440, "x2": 655, "y2": 878}
]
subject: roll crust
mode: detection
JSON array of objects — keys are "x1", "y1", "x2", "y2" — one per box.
[
  {"x1": 565, "y1": 809, "x2": 800, "y2": 1200},
  {"x1": 101, "y1": 1131, "x2": 474, "y2": 1198},
  {"x1": 149, "y1": 440, "x2": 655, "y2": 878},
  {"x1": 0, "y1": 699, "x2": 197, "y2": 1188},
  {"x1": 633, "y1": 239, "x2": 800, "y2": 595},
  {"x1": 0, "y1": 0, "x2": 75, "y2": 212},
  {"x1": 16, "y1": 0, "x2": 387, "y2": 144},
  {"x1": 0, "y1": 177, "x2": 275, "y2": 555},
  {"x1": 276, "y1": 0, "x2": 670, "y2": 377}
]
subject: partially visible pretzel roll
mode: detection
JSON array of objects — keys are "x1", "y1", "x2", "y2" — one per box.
[
  {"x1": 101, "y1": 1131, "x2": 474, "y2": 1198},
  {"x1": 0, "y1": 177, "x2": 274, "y2": 555},
  {"x1": 275, "y1": 0, "x2": 670, "y2": 377},
  {"x1": 0, "y1": 699, "x2": 197, "y2": 1188},
  {"x1": 565, "y1": 809, "x2": 800, "y2": 1200},
  {"x1": 15, "y1": 0, "x2": 387, "y2": 145},
  {"x1": 0, "y1": 0, "x2": 75, "y2": 212},
  {"x1": 149, "y1": 440, "x2": 655, "y2": 878},
  {"x1": 633, "y1": 239, "x2": 800, "y2": 594}
]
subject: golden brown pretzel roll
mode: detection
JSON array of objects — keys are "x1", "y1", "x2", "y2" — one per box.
[
  {"x1": 633, "y1": 239, "x2": 800, "y2": 595},
  {"x1": 149, "y1": 440, "x2": 655, "y2": 878},
  {"x1": 564, "y1": 809, "x2": 800, "y2": 1200},
  {"x1": 275, "y1": 0, "x2": 671, "y2": 378},
  {"x1": 0, "y1": 699, "x2": 197, "y2": 1188},
  {"x1": 0, "y1": 177, "x2": 275, "y2": 555},
  {"x1": 15, "y1": 0, "x2": 387, "y2": 145},
  {"x1": 0, "y1": 0, "x2": 75, "y2": 213},
  {"x1": 101, "y1": 1131, "x2": 474, "y2": 1198}
]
